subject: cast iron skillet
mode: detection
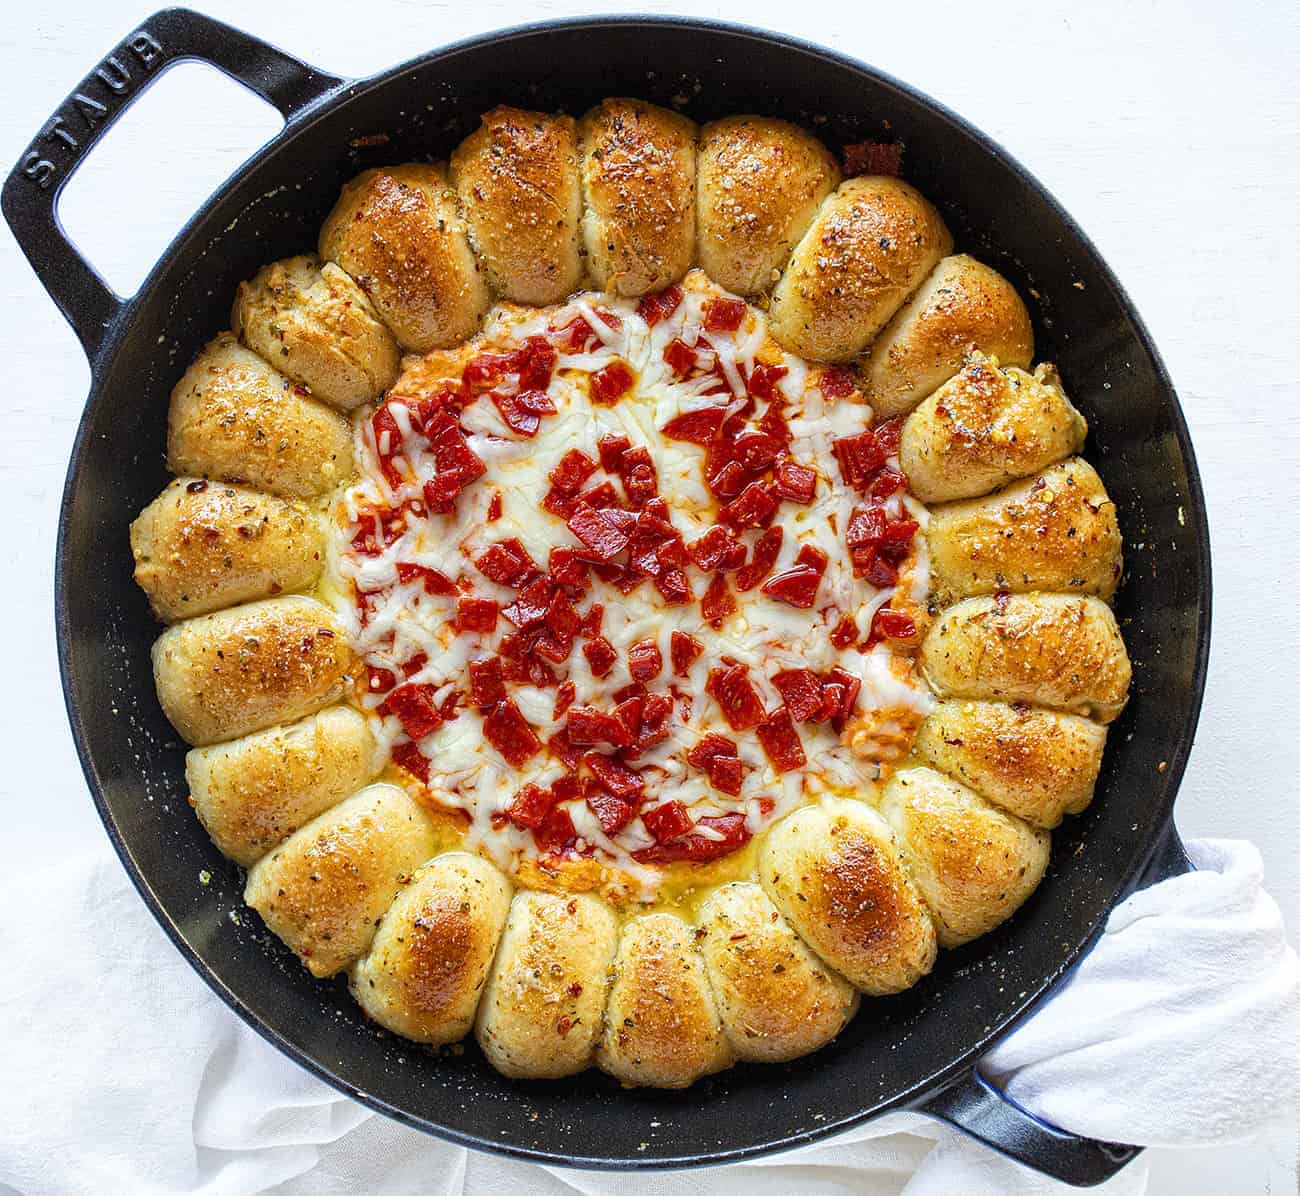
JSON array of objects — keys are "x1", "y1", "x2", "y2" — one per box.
[{"x1": 4, "y1": 8, "x2": 1211, "y2": 1186}]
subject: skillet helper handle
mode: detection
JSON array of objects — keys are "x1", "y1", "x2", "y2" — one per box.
[
  {"x1": 916, "y1": 820, "x2": 1193, "y2": 1187},
  {"x1": 1, "y1": 6, "x2": 344, "y2": 361}
]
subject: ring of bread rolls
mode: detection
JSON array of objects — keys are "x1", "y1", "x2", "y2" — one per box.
[{"x1": 129, "y1": 101, "x2": 1131, "y2": 1088}]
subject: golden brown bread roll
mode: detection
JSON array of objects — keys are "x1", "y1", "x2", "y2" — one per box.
[
  {"x1": 186, "y1": 706, "x2": 376, "y2": 866},
  {"x1": 596, "y1": 912, "x2": 733, "y2": 1088},
  {"x1": 920, "y1": 593, "x2": 1131, "y2": 723},
  {"x1": 862, "y1": 254, "x2": 1034, "y2": 417},
  {"x1": 880, "y1": 766, "x2": 1050, "y2": 947},
  {"x1": 927, "y1": 458, "x2": 1123, "y2": 604},
  {"x1": 350, "y1": 852, "x2": 512, "y2": 1042},
  {"x1": 768, "y1": 175, "x2": 952, "y2": 362},
  {"x1": 244, "y1": 784, "x2": 439, "y2": 978},
  {"x1": 319, "y1": 163, "x2": 490, "y2": 352},
  {"x1": 150, "y1": 595, "x2": 353, "y2": 746},
  {"x1": 579, "y1": 98, "x2": 697, "y2": 296},
  {"x1": 232, "y1": 254, "x2": 400, "y2": 410},
  {"x1": 130, "y1": 478, "x2": 324, "y2": 624},
  {"x1": 697, "y1": 881, "x2": 858, "y2": 1063},
  {"x1": 900, "y1": 354, "x2": 1087, "y2": 503},
  {"x1": 450, "y1": 107, "x2": 584, "y2": 305},
  {"x1": 913, "y1": 699, "x2": 1107, "y2": 828},
  {"x1": 695, "y1": 116, "x2": 840, "y2": 295},
  {"x1": 166, "y1": 333, "x2": 354, "y2": 501},
  {"x1": 759, "y1": 801, "x2": 937, "y2": 996},
  {"x1": 474, "y1": 891, "x2": 619, "y2": 1078}
]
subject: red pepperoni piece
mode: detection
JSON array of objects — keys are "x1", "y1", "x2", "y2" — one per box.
[
  {"x1": 506, "y1": 782, "x2": 557, "y2": 830},
  {"x1": 590, "y1": 360, "x2": 636, "y2": 405},
  {"x1": 548, "y1": 728, "x2": 582, "y2": 771},
  {"x1": 688, "y1": 525, "x2": 741, "y2": 572},
  {"x1": 653, "y1": 566, "x2": 693, "y2": 606},
  {"x1": 670, "y1": 630, "x2": 704, "y2": 676},
  {"x1": 390, "y1": 741, "x2": 430, "y2": 784},
  {"x1": 586, "y1": 790, "x2": 636, "y2": 835},
  {"x1": 736, "y1": 526, "x2": 784, "y2": 592},
  {"x1": 687, "y1": 733, "x2": 738, "y2": 769},
  {"x1": 366, "y1": 664, "x2": 397, "y2": 695},
  {"x1": 833, "y1": 430, "x2": 887, "y2": 490},
  {"x1": 634, "y1": 812, "x2": 750, "y2": 864},
  {"x1": 553, "y1": 679, "x2": 577, "y2": 720},
  {"x1": 551, "y1": 315, "x2": 595, "y2": 353},
  {"x1": 584, "y1": 751, "x2": 645, "y2": 801},
  {"x1": 636, "y1": 285, "x2": 684, "y2": 327},
  {"x1": 617, "y1": 445, "x2": 659, "y2": 507},
  {"x1": 468, "y1": 658, "x2": 506, "y2": 707},
  {"x1": 760, "y1": 563, "x2": 823, "y2": 609},
  {"x1": 771, "y1": 669, "x2": 825, "y2": 723},
  {"x1": 702, "y1": 296, "x2": 747, "y2": 333},
  {"x1": 636, "y1": 693, "x2": 674, "y2": 750},
  {"x1": 872, "y1": 607, "x2": 918, "y2": 642},
  {"x1": 378, "y1": 683, "x2": 443, "y2": 740},
  {"x1": 486, "y1": 492, "x2": 503, "y2": 522},
  {"x1": 533, "y1": 804, "x2": 577, "y2": 854},
  {"x1": 773, "y1": 459, "x2": 818, "y2": 504},
  {"x1": 864, "y1": 555, "x2": 898, "y2": 588},
  {"x1": 705, "y1": 663, "x2": 766, "y2": 731},
  {"x1": 567, "y1": 504, "x2": 630, "y2": 561},
  {"x1": 453, "y1": 595, "x2": 498, "y2": 633},
  {"x1": 549, "y1": 449, "x2": 599, "y2": 496},
  {"x1": 399, "y1": 653, "x2": 429, "y2": 680},
  {"x1": 756, "y1": 706, "x2": 808, "y2": 773},
  {"x1": 797, "y1": 542, "x2": 829, "y2": 573},
  {"x1": 701, "y1": 572, "x2": 736, "y2": 623},
  {"x1": 826, "y1": 665, "x2": 862, "y2": 725},
  {"x1": 491, "y1": 389, "x2": 552, "y2": 437},
  {"x1": 847, "y1": 505, "x2": 887, "y2": 547},
  {"x1": 463, "y1": 351, "x2": 515, "y2": 392},
  {"x1": 707, "y1": 459, "x2": 748, "y2": 500},
  {"x1": 501, "y1": 576, "x2": 555, "y2": 629},
  {"x1": 566, "y1": 705, "x2": 632, "y2": 748},
  {"x1": 830, "y1": 614, "x2": 860, "y2": 649},
  {"x1": 641, "y1": 800, "x2": 694, "y2": 844},
  {"x1": 596, "y1": 433, "x2": 631, "y2": 473},
  {"x1": 483, "y1": 698, "x2": 543, "y2": 767},
  {"x1": 663, "y1": 337, "x2": 697, "y2": 379},
  {"x1": 612, "y1": 695, "x2": 645, "y2": 745},
  {"x1": 747, "y1": 362, "x2": 788, "y2": 401},
  {"x1": 819, "y1": 367, "x2": 858, "y2": 398},
  {"x1": 662, "y1": 407, "x2": 726, "y2": 444},
  {"x1": 628, "y1": 638, "x2": 663, "y2": 682},
  {"x1": 723, "y1": 481, "x2": 778, "y2": 528},
  {"x1": 732, "y1": 431, "x2": 782, "y2": 472},
  {"x1": 581, "y1": 602, "x2": 605, "y2": 635},
  {"x1": 516, "y1": 335, "x2": 558, "y2": 390},
  {"x1": 871, "y1": 464, "x2": 907, "y2": 498},
  {"x1": 582, "y1": 635, "x2": 618, "y2": 678},
  {"x1": 369, "y1": 405, "x2": 405, "y2": 488},
  {"x1": 475, "y1": 538, "x2": 540, "y2": 587},
  {"x1": 706, "y1": 754, "x2": 746, "y2": 795}
]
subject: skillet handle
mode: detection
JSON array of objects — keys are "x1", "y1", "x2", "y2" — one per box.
[
  {"x1": 915, "y1": 820, "x2": 1193, "y2": 1187},
  {"x1": 1, "y1": 7, "x2": 344, "y2": 361}
]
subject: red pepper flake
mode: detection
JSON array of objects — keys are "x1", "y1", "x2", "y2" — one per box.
[
  {"x1": 724, "y1": 481, "x2": 778, "y2": 528},
  {"x1": 773, "y1": 459, "x2": 818, "y2": 504},
  {"x1": 390, "y1": 741, "x2": 430, "y2": 784},
  {"x1": 641, "y1": 800, "x2": 694, "y2": 844},
  {"x1": 566, "y1": 705, "x2": 632, "y2": 748},
  {"x1": 701, "y1": 571, "x2": 737, "y2": 623},
  {"x1": 483, "y1": 698, "x2": 543, "y2": 767},
  {"x1": 586, "y1": 790, "x2": 636, "y2": 835},
  {"x1": 584, "y1": 751, "x2": 645, "y2": 801},
  {"x1": 736, "y1": 526, "x2": 784, "y2": 592},
  {"x1": 662, "y1": 406, "x2": 726, "y2": 444},
  {"x1": 670, "y1": 630, "x2": 704, "y2": 676},
  {"x1": 663, "y1": 337, "x2": 697, "y2": 379},
  {"x1": 771, "y1": 669, "x2": 825, "y2": 723},
  {"x1": 455, "y1": 595, "x2": 499, "y2": 633},
  {"x1": 378, "y1": 683, "x2": 443, "y2": 740},
  {"x1": 634, "y1": 812, "x2": 750, "y2": 864},
  {"x1": 636, "y1": 285, "x2": 684, "y2": 327},
  {"x1": 597, "y1": 433, "x2": 631, "y2": 473},
  {"x1": 506, "y1": 782, "x2": 557, "y2": 830},
  {"x1": 486, "y1": 492, "x2": 503, "y2": 522},
  {"x1": 705, "y1": 663, "x2": 767, "y2": 731},
  {"x1": 582, "y1": 635, "x2": 618, "y2": 678},
  {"x1": 627, "y1": 638, "x2": 663, "y2": 682},
  {"x1": 590, "y1": 360, "x2": 636, "y2": 405},
  {"x1": 842, "y1": 140, "x2": 903, "y2": 178},
  {"x1": 475, "y1": 538, "x2": 540, "y2": 587},
  {"x1": 756, "y1": 706, "x2": 807, "y2": 773},
  {"x1": 567, "y1": 504, "x2": 630, "y2": 561},
  {"x1": 702, "y1": 296, "x2": 747, "y2": 333},
  {"x1": 468, "y1": 657, "x2": 506, "y2": 708}
]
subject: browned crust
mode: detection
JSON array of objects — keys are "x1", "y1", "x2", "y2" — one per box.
[
  {"x1": 319, "y1": 164, "x2": 490, "y2": 351},
  {"x1": 579, "y1": 98, "x2": 698, "y2": 296},
  {"x1": 130, "y1": 478, "x2": 324, "y2": 624},
  {"x1": 926, "y1": 457, "x2": 1123, "y2": 603},
  {"x1": 150, "y1": 595, "x2": 354, "y2": 746},
  {"x1": 696, "y1": 115, "x2": 840, "y2": 295},
  {"x1": 768, "y1": 176, "x2": 952, "y2": 362},
  {"x1": 451, "y1": 106, "x2": 584, "y2": 305},
  {"x1": 920, "y1": 593, "x2": 1131, "y2": 722},
  {"x1": 914, "y1": 699, "x2": 1107, "y2": 827}
]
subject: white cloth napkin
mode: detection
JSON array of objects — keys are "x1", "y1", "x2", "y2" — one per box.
[{"x1": 0, "y1": 838, "x2": 1295, "y2": 1196}]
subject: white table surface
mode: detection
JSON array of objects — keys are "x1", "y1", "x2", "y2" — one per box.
[{"x1": 2, "y1": 0, "x2": 1297, "y2": 1190}]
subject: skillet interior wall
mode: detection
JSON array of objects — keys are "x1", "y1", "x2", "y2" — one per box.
[{"x1": 62, "y1": 20, "x2": 1205, "y2": 1163}]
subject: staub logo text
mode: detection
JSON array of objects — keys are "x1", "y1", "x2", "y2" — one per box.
[{"x1": 20, "y1": 29, "x2": 163, "y2": 189}]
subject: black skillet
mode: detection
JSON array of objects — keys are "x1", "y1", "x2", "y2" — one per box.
[{"x1": 3, "y1": 8, "x2": 1212, "y2": 1186}]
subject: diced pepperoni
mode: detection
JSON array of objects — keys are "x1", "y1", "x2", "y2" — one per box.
[
  {"x1": 871, "y1": 463, "x2": 907, "y2": 498},
  {"x1": 390, "y1": 741, "x2": 430, "y2": 784},
  {"x1": 747, "y1": 362, "x2": 788, "y2": 401},
  {"x1": 549, "y1": 448, "x2": 599, "y2": 496},
  {"x1": 732, "y1": 431, "x2": 782, "y2": 472},
  {"x1": 551, "y1": 315, "x2": 596, "y2": 353},
  {"x1": 590, "y1": 361, "x2": 636, "y2": 406},
  {"x1": 596, "y1": 434, "x2": 631, "y2": 474},
  {"x1": 468, "y1": 657, "x2": 506, "y2": 707},
  {"x1": 864, "y1": 555, "x2": 898, "y2": 588},
  {"x1": 548, "y1": 727, "x2": 582, "y2": 771},
  {"x1": 663, "y1": 337, "x2": 697, "y2": 379},
  {"x1": 617, "y1": 445, "x2": 658, "y2": 507},
  {"x1": 637, "y1": 693, "x2": 674, "y2": 750},
  {"x1": 819, "y1": 367, "x2": 858, "y2": 398},
  {"x1": 586, "y1": 790, "x2": 636, "y2": 835},
  {"x1": 872, "y1": 606, "x2": 918, "y2": 642},
  {"x1": 506, "y1": 782, "x2": 557, "y2": 830},
  {"x1": 636, "y1": 284, "x2": 684, "y2": 327},
  {"x1": 705, "y1": 664, "x2": 766, "y2": 731},
  {"x1": 761, "y1": 563, "x2": 823, "y2": 609},
  {"x1": 707, "y1": 459, "x2": 748, "y2": 500},
  {"x1": 826, "y1": 665, "x2": 862, "y2": 724},
  {"x1": 516, "y1": 335, "x2": 558, "y2": 390},
  {"x1": 705, "y1": 754, "x2": 745, "y2": 795},
  {"x1": 545, "y1": 590, "x2": 582, "y2": 640},
  {"x1": 688, "y1": 525, "x2": 741, "y2": 572},
  {"x1": 736, "y1": 526, "x2": 784, "y2": 592},
  {"x1": 366, "y1": 664, "x2": 397, "y2": 695},
  {"x1": 882, "y1": 515, "x2": 920, "y2": 544},
  {"x1": 567, "y1": 504, "x2": 630, "y2": 561},
  {"x1": 501, "y1": 576, "x2": 555, "y2": 629},
  {"x1": 582, "y1": 635, "x2": 618, "y2": 678},
  {"x1": 641, "y1": 800, "x2": 694, "y2": 843},
  {"x1": 831, "y1": 614, "x2": 860, "y2": 649},
  {"x1": 492, "y1": 389, "x2": 552, "y2": 437},
  {"x1": 455, "y1": 595, "x2": 499, "y2": 633},
  {"x1": 476, "y1": 538, "x2": 540, "y2": 587},
  {"x1": 378, "y1": 683, "x2": 443, "y2": 740},
  {"x1": 483, "y1": 698, "x2": 543, "y2": 767},
  {"x1": 584, "y1": 751, "x2": 645, "y2": 801},
  {"x1": 395, "y1": 562, "x2": 458, "y2": 596},
  {"x1": 771, "y1": 669, "x2": 825, "y2": 723},
  {"x1": 847, "y1": 505, "x2": 887, "y2": 547},
  {"x1": 628, "y1": 638, "x2": 663, "y2": 682},
  {"x1": 670, "y1": 630, "x2": 704, "y2": 676},
  {"x1": 686, "y1": 733, "x2": 738, "y2": 769},
  {"x1": 653, "y1": 566, "x2": 693, "y2": 605},
  {"x1": 612, "y1": 695, "x2": 644, "y2": 744},
  {"x1": 369, "y1": 406, "x2": 405, "y2": 487},
  {"x1": 833, "y1": 430, "x2": 887, "y2": 490},
  {"x1": 533, "y1": 804, "x2": 577, "y2": 854},
  {"x1": 662, "y1": 406, "x2": 726, "y2": 444},
  {"x1": 656, "y1": 536, "x2": 689, "y2": 570},
  {"x1": 701, "y1": 572, "x2": 736, "y2": 623},
  {"x1": 723, "y1": 481, "x2": 778, "y2": 528},
  {"x1": 581, "y1": 602, "x2": 605, "y2": 636},
  {"x1": 634, "y1": 812, "x2": 750, "y2": 864},
  {"x1": 463, "y1": 351, "x2": 515, "y2": 392},
  {"x1": 486, "y1": 492, "x2": 503, "y2": 522},
  {"x1": 702, "y1": 296, "x2": 747, "y2": 333},
  {"x1": 566, "y1": 705, "x2": 632, "y2": 748},
  {"x1": 796, "y1": 543, "x2": 829, "y2": 574},
  {"x1": 400, "y1": 653, "x2": 428, "y2": 680},
  {"x1": 756, "y1": 706, "x2": 807, "y2": 772},
  {"x1": 553, "y1": 679, "x2": 577, "y2": 720},
  {"x1": 773, "y1": 459, "x2": 818, "y2": 504}
]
